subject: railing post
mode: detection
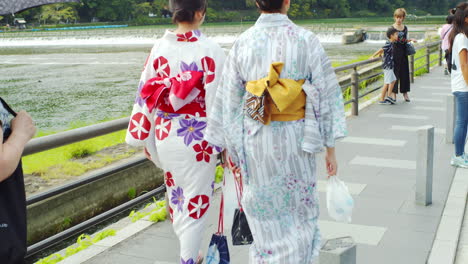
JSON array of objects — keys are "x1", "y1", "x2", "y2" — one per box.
[
  {"x1": 446, "y1": 94, "x2": 456, "y2": 144},
  {"x1": 409, "y1": 55, "x2": 415, "y2": 83},
  {"x1": 426, "y1": 45, "x2": 431, "y2": 73},
  {"x1": 439, "y1": 46, "x2": 443, "y2": 67},
  {"x1": 416, "y1": 125, "x2": 434, "y2": 206},
  {"x1": 351, "y1": 67, "x2": 359, "y2": 116}
]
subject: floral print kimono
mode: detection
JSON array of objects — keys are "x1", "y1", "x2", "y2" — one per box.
[
  {"x1": 125, "y1": 29, "x2": 225, "y2": 263},
  {"x1": 205, "y1": 14, "x2": 346, "y2": 263}
]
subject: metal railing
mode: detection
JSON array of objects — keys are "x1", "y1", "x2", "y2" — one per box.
[
  {"x1": 23, "y1": 39, "x2": 443, "y2": 259},
  {"x1": 335, "y1": 40, "x2": 443, "y2": 116}
]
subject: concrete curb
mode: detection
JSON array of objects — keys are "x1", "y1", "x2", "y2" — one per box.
[{"x1": 427, "y1": 168, "x2": 468, "y2": 264}]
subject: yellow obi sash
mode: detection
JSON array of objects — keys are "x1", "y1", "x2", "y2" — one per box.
[{"x1": 245, "y1": 62, "x2": 306, "y2": 125}]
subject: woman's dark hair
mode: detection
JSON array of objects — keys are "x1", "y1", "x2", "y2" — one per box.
[
  {"x1": 170, "y1": 0, "x2": 207, "y2": 24},
  {"x1": 449, "y1": 2, "x2": 468, "y2": 52},
  {"x1": 386, "y1": 27, "x2": 398, "y2": 39},
  {"x1": 447, "y1": 14, "x2": 455, "y2": 24},
  {"x1": 255, "y1": 0, "x2": 284, "y2": 12}
]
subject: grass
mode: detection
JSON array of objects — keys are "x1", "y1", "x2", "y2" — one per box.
[
  {"x1": 35, "y1": 229, "x2": 116, "y2": 264},
  {"x1": 22, "y1": 118, "x2": 136, "y2": 180}
]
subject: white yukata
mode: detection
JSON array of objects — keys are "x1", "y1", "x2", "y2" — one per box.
[
  {"x1": 205, "y1": 14, "x2": 346, "y2": 264},
  {"x1": 125, "y1": 29, "x2": 225, "y2": 264}
]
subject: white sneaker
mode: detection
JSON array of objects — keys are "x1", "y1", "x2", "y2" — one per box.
[{"x1": 451, "y1": 155, "x2": 468, "y2": 168}]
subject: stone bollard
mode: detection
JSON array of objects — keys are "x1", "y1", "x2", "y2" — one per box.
[
  {"x1": 446, "y1": 94, "x2": 455, "y2": 144},
  {"x1": 416, "y1": 126, "x2": 434, "y2": 206},
  {"x1": 319, "y1": 236, "x2": 356, "y2": 264}
]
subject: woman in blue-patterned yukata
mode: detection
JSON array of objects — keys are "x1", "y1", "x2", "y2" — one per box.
[{"x1": 205, "y1": 0, "x2": 347, "y2": 263}]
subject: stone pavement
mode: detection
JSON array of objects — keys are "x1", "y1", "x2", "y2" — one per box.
[{"x1": 60, "y1": 67, "x2": 466, "y2": 264}]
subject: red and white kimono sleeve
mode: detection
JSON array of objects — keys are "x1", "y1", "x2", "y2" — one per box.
[{"x1": 125, "y1": 46, "x2": 161, "y2": 167}]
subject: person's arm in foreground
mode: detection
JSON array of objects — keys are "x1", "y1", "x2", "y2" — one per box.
[{"x1": 0, "y1": 111, "x2": 35, "y2": 182}]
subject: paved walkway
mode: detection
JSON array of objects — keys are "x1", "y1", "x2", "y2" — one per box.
[{"x1": 58, "y1": 67, "x2": 467, "y2": 264}]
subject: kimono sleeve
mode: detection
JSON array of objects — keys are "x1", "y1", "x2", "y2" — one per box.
[
  {"x1": 204, "y1": 46, "x2": 226, "y2": 120},
  {"x1": 205, "y1": 41, "x2": 244, "y2": 158},
  {"x1": 125, "y1": 46, "x2": 158, "y2": 157},
  {"x1": 308, "y1": 37, "x2": 347, "y2": 148}
]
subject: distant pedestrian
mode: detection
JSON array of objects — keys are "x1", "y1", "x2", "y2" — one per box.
[
  {"x1": 391, "y1": 8, "x2": 418, "y2": 102},
  {"x1": 125, "y1": 0, "x2": 225, "y2": 263},
  {"x1": 449, "y1": 2, "x2": 468, "y2": 168},
  {"x1": 440, "y1": 15, "x2": 455, "y2": 75},
  {"x1": 371, "y1": 27, "x2": 399, "y2": 105}
]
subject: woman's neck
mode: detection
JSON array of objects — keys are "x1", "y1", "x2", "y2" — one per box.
[{"x1": 174, "y1": 23, "x2": 199, "y2": 34}]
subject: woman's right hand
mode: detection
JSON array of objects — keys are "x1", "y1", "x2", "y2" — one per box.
[
  {"x1": 144, "y1": 148, "x2": 152, "y2": 160},
  {"x1": 11, "y1": 111, "x2": 36, "y2": 141}
]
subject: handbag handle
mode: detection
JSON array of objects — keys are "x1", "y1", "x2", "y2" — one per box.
[
  {"x1": 217, "y1": 169, "x2": 226, "y2": 234},
  {"x1": 0, "y1": 97, "x2": 17, "y2": 117},
  {"x1": 229, "y1": 157, "x2": 244, "y2": 211}
]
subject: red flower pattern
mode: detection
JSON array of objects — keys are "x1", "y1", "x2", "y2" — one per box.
[
  {"x1": 153, "y1": 56, "x2": 171, "y2": 78},
  {"x1": 165, "y1": 172, "x2": 175, "y2": 187},
  {"x1": 155, "y1": 116, "x2": 171, "y2": 140},
  {"x1": 193, "y1": 140, "x2": 213, "y2": 163},
  {"x1": 177, "y1": 31, "x2": 198, "y2": 42},
  {"x1": 201, "y1": 56, "x2": 216, "y2": 84},
  {"x1": 129, "y1": 112, "x2": 151, "y2": 140},
  {"x1": 188, "y1": 195, "x2": 210, "y2": 219}
]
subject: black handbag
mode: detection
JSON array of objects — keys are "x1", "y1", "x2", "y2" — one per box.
[
  {"x1": 406, "y1": 42, "x2": 416, "y2": 56},
  {"x1": 229, "y1": 159, "x2": 253, "y2": 246},
  {"x1": 0, "y1": 97, "x2": 27, "y2": 264}
]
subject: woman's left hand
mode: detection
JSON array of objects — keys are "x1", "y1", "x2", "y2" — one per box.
[{"x1": 325, "y1": 149, "x2": 338, "y2": 178}]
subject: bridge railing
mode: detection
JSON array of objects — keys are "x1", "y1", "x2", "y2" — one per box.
[
  {"x1": 23, "y1": 39, "x2": 443, "y2": 259},
  {"x1": 335, "y1": 40, "x2": 442, "y2": 116}
]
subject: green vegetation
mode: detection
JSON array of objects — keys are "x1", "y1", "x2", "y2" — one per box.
[
  {"x1": 0, "y1": 0, "x2": 456, "y2": 27},
  {"x1": 35, "y1": 229, "x2": 116, "y2": 264},
  {"x1": 22, "y1": 128, "x2": 135, "y2": 180},
  {"x1": 127, "y1": 187, "x2": 137, "y2": 200},
  {"x1": 128, "y1": 199, "x2": 167, "y2": 223}
]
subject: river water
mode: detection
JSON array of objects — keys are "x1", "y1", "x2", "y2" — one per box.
[{"x1": 0, "y1": 27, "x2": 405, "y2": 132}]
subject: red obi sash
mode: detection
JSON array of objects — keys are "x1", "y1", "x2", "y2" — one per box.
[{"x1": 141, "y1": 71, "x2": 206, "y2": 117}]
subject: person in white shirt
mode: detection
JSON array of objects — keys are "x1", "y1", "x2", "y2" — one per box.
[{"x1": 449, "y1": 2, "x2": 468, "y2": 168}]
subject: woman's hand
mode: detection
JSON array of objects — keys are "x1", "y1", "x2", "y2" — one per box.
[
  {"x1": 11, "y1": 111, "x2": 36, "y2": 141},
  {"x1": 144, "y1": 148, "x2": 152, "y2": 160},
  {"x1": 409, "y1": 38, "x2": 418, "y2": 43},
  {"x1": 227, "y1": 156, "x2": 241, "y2": 175},
  {"x1": 325, "y1": 147, "x2": 338, "y2": 178}
]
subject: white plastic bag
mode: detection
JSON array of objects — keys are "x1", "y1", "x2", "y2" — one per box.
[{"x1": 326, "y1": 176, "x2": 354, "y2": 223}]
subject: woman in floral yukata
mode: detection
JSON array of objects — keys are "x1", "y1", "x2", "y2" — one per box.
[
  {"x1": 125, "y1": 0, "x2": 225, "y2": 263},
  {"x1": 205, "y1": 0, "x2": 346, "y2": 263}
]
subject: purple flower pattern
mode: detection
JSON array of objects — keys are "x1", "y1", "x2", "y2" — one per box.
[
  {"x1": 181, "y1": 258, "x2": 195, "y2": 264},
  {"x1": 135, "y1": 80, "x2": 145, "y2": 106},
  {"x1": 156, "y1": 110, "x2": 180, "y2": 120},
  {"x1": 180, "y1": 61, "x2": 199, "y2": 72},
  {"x1": 177, "y1": 119, "x2": 206, "y2": 146},
  {"x1": 171, "y1": 187, "x2": 185, "y2": 212}
]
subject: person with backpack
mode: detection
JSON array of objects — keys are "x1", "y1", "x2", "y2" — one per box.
[
  {"x1": 0, "y1": 99, "x2": 36, "y2": 264},
  {"x1": 441, "y1": 14, "x2": 455, "y2": 75}
]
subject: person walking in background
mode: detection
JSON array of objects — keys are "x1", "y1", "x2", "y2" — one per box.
[
  {"x1": 441, "y1": 14, "x2": 455, "y2": 75},
  {"x1": 449, "y1": 2, "x2": 468, "y2": 168},
  {"x1": 0, "y1": 101, "x2": 36, "y2": 264},
  {"x1": 205, "y1": 0, "x2": 346, "y2": 262},
  {"x1": 391, "y1": 8, "x2": 417, "y2": 102},
  {"x1": 125, "y1": 0, "x2": 225, "y2": 263},
  {"x1": 371, "y1": 27, "x2": 399, "y2": 105}
]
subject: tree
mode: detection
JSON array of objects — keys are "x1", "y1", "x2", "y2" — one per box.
[{"x1": 39, "y1": 3, "x2": 79, "y2": 24}]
